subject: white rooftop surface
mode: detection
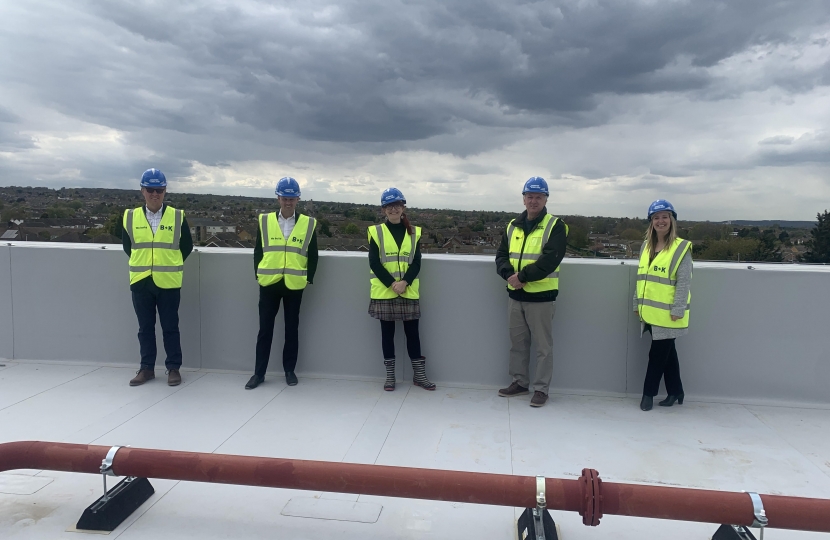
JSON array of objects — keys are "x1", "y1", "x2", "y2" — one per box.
[{"x1": 1, "y1": 361, "x2": 830, "y2": 539}]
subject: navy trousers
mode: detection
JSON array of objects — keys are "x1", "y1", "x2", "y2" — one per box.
[{"x1": 131, "y1": 278, "x2": 182, "y2": 371}]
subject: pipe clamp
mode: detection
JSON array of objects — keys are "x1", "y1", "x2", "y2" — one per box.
[
  {"x1": 101, "y1": 446, "x2": 122, "y2": 477},
  {"x1": 747, "y1": 492, "x2": 768, "y2": 528}
]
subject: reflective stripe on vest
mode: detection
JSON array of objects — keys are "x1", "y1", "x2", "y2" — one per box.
[
  {"x1": 123, "y1": 206, "x2": 185, "y2": 289},
  {"x1": 636, "y1": 238, "x2": 692, "y2": 329},
  {"x1": 368, "y1": 223, "x2": 421, "y2": 300},
  {"x1": 256, "y1": 213, "x2": 316, "y2": 289},
  {"x1": 506, "y1": 214, "x2": 563, "y2": 292}
]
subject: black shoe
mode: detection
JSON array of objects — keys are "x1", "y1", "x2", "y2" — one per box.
[
  {"x1": 285, "y1": 371, "x2": 298, "y2": 386},
  {"x1": 659, "y1": 393, "x2": 684, "y2": 407},
  {"x1": 245, "y1": 374, "x2": 264, "y2": 390},
  {"x1": 640, "y1": 395, "x2": 653, "y2": 411}
]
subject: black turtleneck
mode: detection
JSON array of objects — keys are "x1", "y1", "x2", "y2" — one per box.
[{"x1": 368, "y1": 220, "x2": 422, "y2": 289}]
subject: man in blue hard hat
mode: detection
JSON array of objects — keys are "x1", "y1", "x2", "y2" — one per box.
[
  {"x1": 494, "y1": 177, "x2": 568, "y2": 407},
  {"x1": 245, "y1": 177, "x2": 319, "y2": 389},
  {"x1": 121, "y1": 169, "x2": 193, "y2": 387}
]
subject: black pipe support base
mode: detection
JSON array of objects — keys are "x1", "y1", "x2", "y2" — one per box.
[
  {"x1": 713, "y1": 524, "x2": 758, "y2": 540},
  {"x1": 76, "y1": 477, "x2": 154, "y2": 532},
  {"x1": 517, "y1": 507, "x2": 558, "y2": 540}
]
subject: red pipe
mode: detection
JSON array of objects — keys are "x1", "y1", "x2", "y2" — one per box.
[{"x1": 2, "y1": 441, "x2": 829, "y2": 532}]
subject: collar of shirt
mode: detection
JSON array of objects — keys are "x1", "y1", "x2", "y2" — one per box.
[
  {"x1": 145, "y1": 205, "x2": 164, "y2": 234},
  {"x1": 278, "y1": 211, "x2": 296, "y2": 238}
]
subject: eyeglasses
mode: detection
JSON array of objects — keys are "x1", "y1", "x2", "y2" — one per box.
[
  {"x1": 384, "y1": 203, "x2": 404, "y2": 210},
  {"x1": 144, "y1": 188, "x2": 165, "y2": 194}
]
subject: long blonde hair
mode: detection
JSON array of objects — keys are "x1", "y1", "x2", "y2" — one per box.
[{"x1": 644, "y1": 214, "x2": 678, "y2": 262}]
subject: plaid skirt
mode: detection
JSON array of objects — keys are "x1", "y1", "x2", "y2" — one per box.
[{"x1": 368, "y1": 298, "x2": 421, "y2": 321}]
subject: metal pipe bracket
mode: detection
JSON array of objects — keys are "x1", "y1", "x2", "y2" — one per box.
[
  {"x1": 536, "y1": 475, "x2": 546, "y2": 509},
  {"x1": 748, "y1": 492, "x2": 768, "y2": 528},
  {"x1": 100, "y1": 446, "x2": 122, "y2": 477}
]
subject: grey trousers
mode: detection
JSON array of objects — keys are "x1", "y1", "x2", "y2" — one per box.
[{"x1": 508, "y1": 298, "x2": 556, "y2": 394}]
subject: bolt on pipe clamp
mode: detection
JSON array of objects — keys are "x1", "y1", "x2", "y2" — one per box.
[
  {"x1": 536, "y1": 475, "x2": 546, "y2": 509},
  {"x1": 100, "y1": 446, "x2": 123, "y2": 476},
  {"x1": 747, "y1": 492, "x2": 768, "y2": 528}
]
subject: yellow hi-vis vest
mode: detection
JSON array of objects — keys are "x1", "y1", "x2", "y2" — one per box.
[
  {"x1": 636, "y1": 237, "x2": 692, "y2": 328},
  {"x1": 123, "y1": 206, "x2": 185, "y2": 289},
  {"x1": 368, "y1": 223, "x2": 422, "y2": 300},
  {"x1": 257, "y1": 213, "x2": 317, "y2": 289},
  {"x1": 506, "y1": 214, "x2": 566, "y2": 293}
]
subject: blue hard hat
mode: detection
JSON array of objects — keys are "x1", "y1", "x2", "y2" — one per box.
[
  {"x1": 648, "y1": 199, "x2": 677, "y2": 220},
  {"x1": 140, "y1": 168, "x2": 167, "y2": 188},
  {"x1": 380, "y1": 187, "x2": 406, "y2": 207},
  {"x1": 276, "y1": 177, "x2": 301, "y2": 198},
  {"x1": 522, "y1": 176, "x2": 549, "y2": 195}
]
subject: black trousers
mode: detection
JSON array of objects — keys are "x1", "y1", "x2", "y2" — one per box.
[
  {"x1": 255, "y1": 281, "x2": 304, "y2": 376},
  {"x1": 643, "y1": 338, "x2": 684, "y2": 397},
  {"x1": 380, "y1": 319, "x2": 421, "y2": 360},
  {"x1": 131, "y1": 279, "x2": 182, "y2": 370}
]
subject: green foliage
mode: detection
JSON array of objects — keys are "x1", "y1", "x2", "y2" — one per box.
[
  {"x1": 696, "y1": 237, "x2": 759, "y2": 261},
  {"x1": 3, "y1": 205, "x2": 27, "y2": 221},
  {"x1": 696, "y1": 232, "x2": 781, "y2": 262},
  {"x1": 343, "y1": 222, "x2": 360, "y2": 235},
  {"x1": 687, "y1": 222, "x2": 729, "y2": 241},
  {"x1": 104, "y1": 211, "x2": 125, "y2": 237},
  {"x1": 567, "y1": 224, "x2": 589, "y2": 249},
  {"x1": 38, "y1": 230, "x2": 51, "y2": 240},
  {"x1": 47, "y1": 205, "x2": 73, "y2": 219},
  {"x1": 318, "y1": 218, "x2": 332, "y2": 237},
  {"x1": 801, "y1": 210, "x2": 830, "y2": 263},
  {"x1": 620, "y1": 228, "x2": 644, "y2": 241},
  {"x1": 354, "y1": 207, "x2": 378, "y2": 223},
  {"x1": 752, "y1": 230, "x2": 782, "y2": 262}
]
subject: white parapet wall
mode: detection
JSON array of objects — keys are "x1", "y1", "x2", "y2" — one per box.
[{"x1": 1, "y1": 243, "x2": 828, "y2": 405}]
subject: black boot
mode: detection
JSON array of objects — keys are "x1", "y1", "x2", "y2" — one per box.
[
  {"x1": 640, "y1": 395, "x2": 653, "y2": 411},
  {"x1": 384, "y1": 359, "x2": 396, "y2": 391},
  {"x1": 411, "y1": 357, "x2": 435, "y2": 390},
  {"x1": 659, "y1": 393, "x2": 684, "y2": 407}
]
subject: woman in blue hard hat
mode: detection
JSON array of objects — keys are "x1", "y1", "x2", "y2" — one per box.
[
  {"x1": 367, "y1": 187, "x2": 435, "y2": 391},
  {"x1": 634, "y1": 200, "x2": 692, "y2": 411}
]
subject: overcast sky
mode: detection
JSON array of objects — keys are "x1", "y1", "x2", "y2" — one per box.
[{"x1": 1, "y1": 0, "x2": 829, "y2": 220}]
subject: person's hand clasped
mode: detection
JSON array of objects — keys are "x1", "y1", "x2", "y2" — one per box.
[
  {"x1": 507, "y1": 273, "x2": 524, "y2": 289},
  {"x1": 391, "y1": 280, "x2": 408, "y2": 295}
]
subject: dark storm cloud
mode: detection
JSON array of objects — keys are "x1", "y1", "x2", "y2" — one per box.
[{"x1": 4, "y1": 0, "x2": 827, "y2": 148}]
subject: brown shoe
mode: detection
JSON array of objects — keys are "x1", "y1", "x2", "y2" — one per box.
[
  {"x1": 130, "y1": 369, "x2": 155, "y2": 386},
  {"x1": 530, "y1": 391, "x2": 548, "y2": 408},
  {"x1": 167, "y1": 369, "x2": 182, "y2": 386},
  {"x1": 498, "y1": 381, "x2": 529, "y2": 397}
]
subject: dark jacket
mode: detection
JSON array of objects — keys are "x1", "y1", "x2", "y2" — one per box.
[
  {"x1": 253, "y1": 213, "x2": 319, "y2": 284},
  {"x1": 368, "y1": 220, "x2": 422, "y2": 288},
  {"x1": 120, "y1": 204, "x2": 194, "y2": 291},
  {"x1": 495, "y1": 208, "x2": 567, "y2": 302}
]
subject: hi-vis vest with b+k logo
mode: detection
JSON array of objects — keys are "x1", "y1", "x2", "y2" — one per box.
[
  {"x1": 368, "y1": 223, "x2": 422, "y2": 300},
  {"x1": 123, "y1": 206, "x2": 185, "y2": 289},
  {"x1": 636, "y1": 237, "x2": 692, "y2": 329},
  {"x1": 257, "y1": 213, "x2": 317, "y2": 289},
  {"x1": 506, "y1": 214, "x2": 565, "y2": 293}
]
